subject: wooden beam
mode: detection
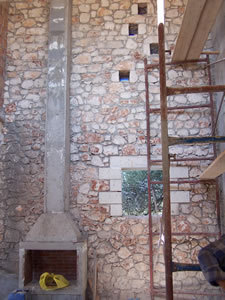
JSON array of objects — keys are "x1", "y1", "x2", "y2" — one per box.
[
  {"x1": 172, "y1": 0, "x2": 206, "y2": 62},
  {"x1": 172, "y1": 0, "x2": 223, "y2": 62},
  {"x1": 187, "y1": 0, "x2": 223, "y2": 60},
  {"x1": 200, "y1": 150, "x2": 225, "y2": 180}
]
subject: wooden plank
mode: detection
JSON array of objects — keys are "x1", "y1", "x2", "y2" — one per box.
[
  {"x1": 172, "y1": 0, "x2": 223, "y2": 62},
  {"x1": 200, "y1": 150, "x2": 225, "y2": 180},
  {"x1": 172, "y1": 0, "x2": 206, "y2": 62},
  {"x1": 187, "y1": 0, "x2": 224, "y2": 60}
]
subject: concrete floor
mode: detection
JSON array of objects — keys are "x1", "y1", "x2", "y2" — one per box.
[{"x1": 0, "y1": 269, "x2": 18, "y2": 300}]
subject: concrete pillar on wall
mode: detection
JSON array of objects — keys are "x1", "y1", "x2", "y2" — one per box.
[{"x1": 45, "y1": 0, "x2": 71, "y2": 213}]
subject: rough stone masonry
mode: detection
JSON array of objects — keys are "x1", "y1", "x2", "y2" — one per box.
[{"x1": 0, "y1": 0, "x2": 221, "y2": 299}]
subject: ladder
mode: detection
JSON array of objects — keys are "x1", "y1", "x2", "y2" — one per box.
[{"x1": 145, "y1": 23, "x2": 225, "y2": 300}]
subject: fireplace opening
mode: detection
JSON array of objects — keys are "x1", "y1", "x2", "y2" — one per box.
[{"x1": 23, "y1": 250, "x2": 77, "y2": 286}]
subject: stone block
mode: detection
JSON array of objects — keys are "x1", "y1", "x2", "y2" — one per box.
[
  {"x1": 110, "y1": 156, "x2": 147, "y2": 169},
  {"x1": 112, "y1": 135, "x2": 126, "y2": 145},
  {"x1": 110, "y1": 204, "x2": 122, "y2": 216},
  {"x1": 121, "y1": 24, "x2": 128, "y2": 35},
  {"x1": 111, "y1": 71, "x2": 119, "y2": 82},
  {"x1": 170, "y1": 166, "x2": 188, "y2": 178},
  {"x1": 138, "y1": 24, "x2": 146, "y2": 34},
  {"x1": 99, "y1": 168, "x2": 121, "y2": 179},
  {"x1": 171, "y1": 203, "x2": 179, "y2": 215},
  {"x1": 110, "y1": 180, "x2": 122, "y2": 191},
  {"x1": 112, "y1": 49, "x2": 130, "y2": 56},
  {"x1": 103, "y1": 145, "x2": 118, "y2": 156},
  {"x1": 79, "y1": 4, "x2": 90, "y2": 12},
  {"x1": 125, "y1": 15, "x2": 145, "y2": 24},
  {"x1": 131, "y1": 4, "x2": 138, "y2": 15},
  {"x1": 91, "y1": 156, "x2": 104, "y2": 166},
  {"x1": 74, "y1": 54, "x2": 91, "y2": 64},
  {"x1": 106, "y1": 41, "x2": 123, "y2": 49},
  {"x1": 122, "y1": 144, "x2": 137, "y2": 155},
  {"x1": 128, "y1": 134, "x2": 136, "y2": 143},
  {"x1": 131, "y1": 223, "x2": 144, "y2": 235},
  {"x1": 126, "y1": 39, "x2": 137, "y2": 50},
  {"x1": 99, "y1": 192, "x2": 122, "y2": 204},
  {"x1": 143, "y1": 43, "x2": 151, "y2": 56},
  {"x1": 170, "y1": 191, "x2": 190, "y2": 203},
  {"x1": 105, "y1": 21, "x2": 115, "y2": 30},
  {"x1": 130, "y1": 70, "x2": 138, "y2": 83},
  {"x1": 114, "y1": 10, "x2": 126, "y2": 19},
  {"x1": 80, "y1": 13, "x2": 90, "y2": 23},
  {"x1": 5, "y1": 229, "x2": 20, "y2": 242}
]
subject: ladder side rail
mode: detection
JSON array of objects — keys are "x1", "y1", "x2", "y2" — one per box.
[{"x1": 158, "y1": 23, "x2": 173, "y2": 300}]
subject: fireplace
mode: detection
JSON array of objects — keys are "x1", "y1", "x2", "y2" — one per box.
[
  {"x1": 18, "y1": 1, "x2": 87, "y2": 299},
  {"x1": 19, "y1": 213, "x2": 87, "y2": 299},
  {"x1": 25, "y1": 250, "x2": 77, "y2": 283},
  {"x1": 19, "y1": 230, "x2": 87, "y2": 299}
]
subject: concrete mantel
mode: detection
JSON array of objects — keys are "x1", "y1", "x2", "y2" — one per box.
[{"x1": 24, "y1": 213, "x2": 84, "y2": 243}]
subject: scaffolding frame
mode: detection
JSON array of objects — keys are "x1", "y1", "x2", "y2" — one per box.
[{"x1": 145, "y1": 23, "x2": 225, "y2": 300}]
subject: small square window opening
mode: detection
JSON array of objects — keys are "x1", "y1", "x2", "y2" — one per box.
[
  {"x1": 138, "y1": 3, "x2": 147, "y2": 15},
  {"x1": 150, "y1": 43, "x2": 159, "y2": 54},
  {"x1": 129, "y1": 24, "x2": 138, "y2": 36},
  {"x1": 119, "y1": 70, "x2": 130, "y2": 82},
  {"x1": 122, "y1": 169, "x2": 163, "y2": 216}
]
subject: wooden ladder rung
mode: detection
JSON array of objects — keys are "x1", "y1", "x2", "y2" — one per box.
[
  {"x1": 168, "y1": 136, "x2": 225, "y2": 146},
  {"x1": 167, "y1": 85, "x2": 225, "y2": 96},
  {"x1": 172, "y1": 262, "x2": 201, "y2": 272}
]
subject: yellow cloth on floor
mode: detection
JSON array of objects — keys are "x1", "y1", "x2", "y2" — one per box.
[{"x1": 39, "y1": 272, "x2": 69, "y2": 291}]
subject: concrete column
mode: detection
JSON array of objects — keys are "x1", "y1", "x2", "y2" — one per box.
[{"x1": 45, "y1": 0, "x2": 71, "y2": 212}]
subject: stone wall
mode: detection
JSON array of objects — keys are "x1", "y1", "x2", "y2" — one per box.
[
  {"x1": 2, "y1": 0, "x2": 48, "y2": 272},
  {"x1": 0, "y1": 0, "x2": 222, "y2": 299},
  {"x1": 0, "y1": 2, "x2": 8, "y2": 273},
  {"x1": 69, "y1": 0, "x2": 219, "y2": 298},
  {"x1": 0, "y1": 1, "x2": 8, "y2": 107}
]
